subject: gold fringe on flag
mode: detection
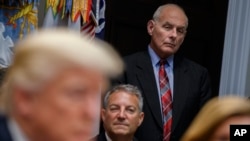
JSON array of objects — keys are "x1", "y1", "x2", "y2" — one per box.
[
  {"x1": 71, "y1": 0, "x2": 92, "y2": 23},
  {"x1": 46, "y1": 0, "x2": 60, "y2": 17}
]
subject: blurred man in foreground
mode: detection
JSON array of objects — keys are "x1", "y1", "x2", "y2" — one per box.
[
  {"x1": 0, "y1": 28, "x2": 124, "y2": 141},
  {"x1": 96, "y1": 84, "x2": 144, "y2": 141}
]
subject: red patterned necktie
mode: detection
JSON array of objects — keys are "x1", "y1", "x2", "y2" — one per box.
[{"x1": 159, "y1": 60, "x2": 173, "y2": 141}]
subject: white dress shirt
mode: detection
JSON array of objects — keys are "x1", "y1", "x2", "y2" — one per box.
[{"x1": 8, "y1": 118, "x2": 28, "y2": 141}]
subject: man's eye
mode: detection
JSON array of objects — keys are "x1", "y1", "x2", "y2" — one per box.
[
  {"x1": 177, "y1": 28, "x2": 186, "y2": 34},
  {"x1": 127, "y1": 108, "x2": 135, "y2": 113},
  {"x1": 109, "y1": 107, "x2": 119, "y2": 111},
  {"x1": 164, "y1": 26, "x2": 171, "y2": 30}
]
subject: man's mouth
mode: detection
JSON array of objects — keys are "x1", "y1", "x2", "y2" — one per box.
[
  {"x1": 114, "y1": 122, "x2": 129, "y2": 126},
  {"x1": 164, "y1": 43, "x2": 175, "y2": 48}
]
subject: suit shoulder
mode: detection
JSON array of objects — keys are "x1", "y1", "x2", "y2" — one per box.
[{"x1": 182, "y1": 57, "x2": 208, "y2": 72}]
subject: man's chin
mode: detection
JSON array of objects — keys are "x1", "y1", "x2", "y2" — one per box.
[
  {"x1": 112, "y1": 126, "x2": 129, "y2": 133},
  {"x1": 113, "y1": 130, "x2": 129, "y2": 135},
  {"x1": 159, "y1": 47, "x2": 176, "y2": 55}
]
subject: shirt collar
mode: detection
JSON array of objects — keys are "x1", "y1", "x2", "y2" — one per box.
[
  {"x1": 105, "y1": 132, "x2": 112, "y2": 141},
  {"x1": 148, "y1": 46, "x2": 174, "y2": 69},
  {"x1": 8, "y1": 118, "x2": 29, "y2": 141}
]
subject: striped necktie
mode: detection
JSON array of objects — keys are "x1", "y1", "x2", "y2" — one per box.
[{"x1": 159, "y1": 60, "x2": 173, "y2": 141}]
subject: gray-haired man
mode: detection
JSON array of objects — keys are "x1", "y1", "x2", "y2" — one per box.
[{"x1": 95, "y1": 84, "x2": 144, "y2": 141}]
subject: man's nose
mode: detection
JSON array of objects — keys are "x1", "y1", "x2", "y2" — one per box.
[
  {"x1": 170, "y1": 28, "x2": 177, "y2": 38},
  {"x1": 118, "y1": 109, "x2": 126, "y2": 119}
]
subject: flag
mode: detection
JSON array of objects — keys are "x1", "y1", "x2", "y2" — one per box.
[
  {"x1": 43, "y1": 0, "x2": 81, "y2": 33},
  {"x1": 81, "y1": 14, "x2": 96, "y2": 39},
  {"x1": 95, "y1": 0, "x2": 105, "y2": 39},
  {"x1": 0, "y1": 0, "x2": 39, "y2": 68},
  {"x1": 80, "y1": 0, "x2": 106, "y2": 39}
]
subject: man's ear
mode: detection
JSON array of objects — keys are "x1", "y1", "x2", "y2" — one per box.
[
  {"x1": 101, "y1": 108, "x2": 106, "y2": 121},
  {"x1": 147, "y1": 20, "x2": 155, "y2": 36},
  {"x1": 138, "y1": 112, "x2": 145, "y2": 126},
  {"x1": 13, "y1": 86, "x2": 34, "y2": 117}
]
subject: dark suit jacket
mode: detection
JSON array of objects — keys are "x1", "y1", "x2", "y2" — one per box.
[
  {"x1": 95, "y1": 131, "x2": 138, "y2": 141},
  {"x1": 116, "y1": 51, "x2": 212, "y2": 141},
  {"x1": 0, "y1": 115, "x2": 13, "y2": 141}
]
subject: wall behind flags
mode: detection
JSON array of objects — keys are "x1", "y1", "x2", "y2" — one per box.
[
  {"x1": 1, "y1": 0, "x2": 229, "y2": 97},
  {"x1": 104, "y1": 0, "x2": 229, "y2": 97}
]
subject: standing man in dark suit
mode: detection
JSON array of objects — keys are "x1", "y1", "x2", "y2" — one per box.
[
  {"x1": 117, "y1": 3, "x2": 212, "y2": 141},
  {"x1": 95, "y1": 84, "x2": 144, "y2": 141}
]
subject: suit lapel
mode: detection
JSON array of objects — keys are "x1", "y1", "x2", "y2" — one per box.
[
  {"x1": 172, "y1": 55, "x2": 189, "y2": 132},
  {"x1": 135, "y1": 51, "x2": 163, "y2": 129}
]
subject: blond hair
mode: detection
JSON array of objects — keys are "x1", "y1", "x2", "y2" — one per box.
[
  {"x1": 0, "y1": 28, "x2": 124, "y2": 114},
  {"x1": 181, "y1": 96, "x2": 250, "y2": 141}
]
